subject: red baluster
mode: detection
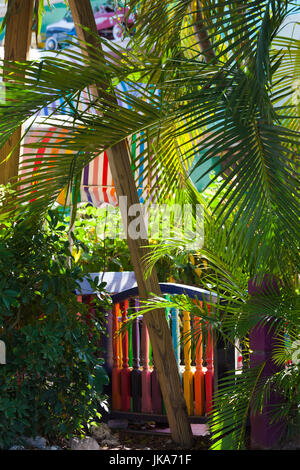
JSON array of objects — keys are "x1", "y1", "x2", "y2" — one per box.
[
  {"x1": 141, "y1": 318, "x2": 152, "y2": 413},
  {"x1": 194, "y1": 313, "x2": 205, "y2": 416},
  {"x1": 112, "y1": 303, "x2": 121, "y2": 410},
  {"x1": 120, "y1": 300, "x2": 131, "y2": 411}
]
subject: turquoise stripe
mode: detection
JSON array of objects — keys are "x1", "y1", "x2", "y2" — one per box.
[
  {"x1": 138, "y1": 131, "x2": 145, "y2": 203},
  {"x1": 171, "y1": 307, "x2": 181, "y2": 371}
]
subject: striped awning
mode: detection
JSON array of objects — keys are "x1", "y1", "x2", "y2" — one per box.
[
  {"x1": 20, "y1": 82, "x2": 153, "y2": 208},
  {"x1": 20, "y1": 126, "x2": 150, "y2": 208}
]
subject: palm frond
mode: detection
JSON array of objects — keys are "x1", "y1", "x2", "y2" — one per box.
[
  {"x1": 0, "y1": 2, "x2": 298, "y2": 277},
  {"x1": 209, "y1": 364, "x2": 266, "y2": 450}
]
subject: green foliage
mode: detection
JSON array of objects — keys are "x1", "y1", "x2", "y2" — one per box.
[
  {"x1": 0, "y1": 1, "x2": 298, "y2": 278},
  {"x1": 0, "y1": 208, "x2": 111, "y2": 449},
  {"x1": 63, "y1": 202, "x2": 212, "y2": 286},
  {"x1": 0, "y1": 0, "x2": 299, "y2": 451},
  {"x1": 68, "y1": 205, "x2": 133, "y2": 274}
]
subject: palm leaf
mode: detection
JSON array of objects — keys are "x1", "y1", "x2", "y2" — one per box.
[{"x1": 0, "y1": 2, "x2": 298, "y2": 278}]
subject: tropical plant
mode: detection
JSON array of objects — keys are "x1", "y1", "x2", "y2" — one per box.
[
  {"x1": 0, "y1": 0, "x2": 299, "y2": 450},
  {"x1": 0, "y1": 1, "x2": 298, "y2": 272},
  {"x1": 0, "y1": 205, "x2": 110, "y2": 449}
]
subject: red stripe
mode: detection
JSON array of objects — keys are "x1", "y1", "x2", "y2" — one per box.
[
  {"x1": 102, "y1": 151, "x2": 109, "y2": 204},
  {"x1": 30, "y1": 130, "x2": 54, "y2": 202}
]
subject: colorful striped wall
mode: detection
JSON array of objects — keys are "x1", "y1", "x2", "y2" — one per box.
[{"x1": 20, "y1": 126, "x2": 149, "y2": 208}]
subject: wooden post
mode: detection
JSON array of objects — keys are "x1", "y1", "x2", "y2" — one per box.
[
  {"x1": 68, "y1": 0, "x2": 193, "y2": 448},
  {"x1": 0, "y1": 0, "x2": 34, "y2": 186}
]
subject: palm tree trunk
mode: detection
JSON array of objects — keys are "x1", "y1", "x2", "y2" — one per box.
[{"x1": 68, "y1": 0, "x2": 193, "y2": 448}]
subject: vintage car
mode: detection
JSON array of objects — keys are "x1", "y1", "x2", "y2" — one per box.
[
  {"x1": 94, "y1": 4, "x2": 135, "y2": 40},
  {"x1": 45, "y1": 4, "x2": 135, "y2": 50}
]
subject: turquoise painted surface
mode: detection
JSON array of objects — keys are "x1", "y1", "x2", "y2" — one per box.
[{"x1": 189, "y1": 155, "x2": 221, "y2": 192}]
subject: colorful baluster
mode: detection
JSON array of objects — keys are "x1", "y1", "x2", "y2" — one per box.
[
  {"x1": 131, "y1": 299, "x2": 142, "y2": 412},
  {"x1": 149, "y1": 339, "x2": 153, "y2": 367},
  {"x1": 160, "y1": 296, "x2": 172, "y2": 415},
  {"x1": 128, "y1": 322, "x2": 133, "y2": 368},
  {"x1": 194, "y1": 315, "x2": 205, "y2": 416},
  {"x1": 118, "y1": 316, "x2": 123, "y2": 366},
  {"x1": 205, "y1": 305, "x2": 214, "y2": 415},
  {"x1": 120, "y1": 300, "x2": 131, "y2": 411},
  {"x1": 112, "y1": 303, "x2": 121, "y2": 410},
  {"x1": 141, "y1": 318, "x2": 152, "y2": 413},
  {"x1": 183, "y1": 310, "x2": 194, "y2": 415},
  {"x1": 128, "y1": 306, "x2": 133, "y2": 411},
  {"x1": 171, "y1": 307, "x2": 181, "y2": 374}
]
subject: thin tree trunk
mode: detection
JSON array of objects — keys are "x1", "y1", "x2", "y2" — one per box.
[
  {"x1": 194, "y1": 0, "x2": 216, "y2": 64},
  {"x1": 0, "y1": 0, "x2": 34, "y2": 186},
  {"x1": 68, "y1": 0, "x2": 193, "y2": 448}
]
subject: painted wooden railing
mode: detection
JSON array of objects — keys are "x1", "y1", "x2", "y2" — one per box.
[
  {"x1": 76, "y1": 274, "x2": 235, "y2": 422},
  {"x1": 107, "y1": 283, "x2": 217, "y2": 420}
]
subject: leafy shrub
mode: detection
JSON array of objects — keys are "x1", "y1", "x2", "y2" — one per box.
[{"x1": 0, "y1": 210, "x2": 111, "y2": 449}]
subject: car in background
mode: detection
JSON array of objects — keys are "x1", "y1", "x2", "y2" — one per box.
[
  {"x1": 45, "y1": 4, "x2": 135, "y2": 50},
  {"x1": 94, "y1": 4, "x2": 135, "y2": 41},
  {"x1": 45, "y1": 9, "x2": 76, "y2": 50}
]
